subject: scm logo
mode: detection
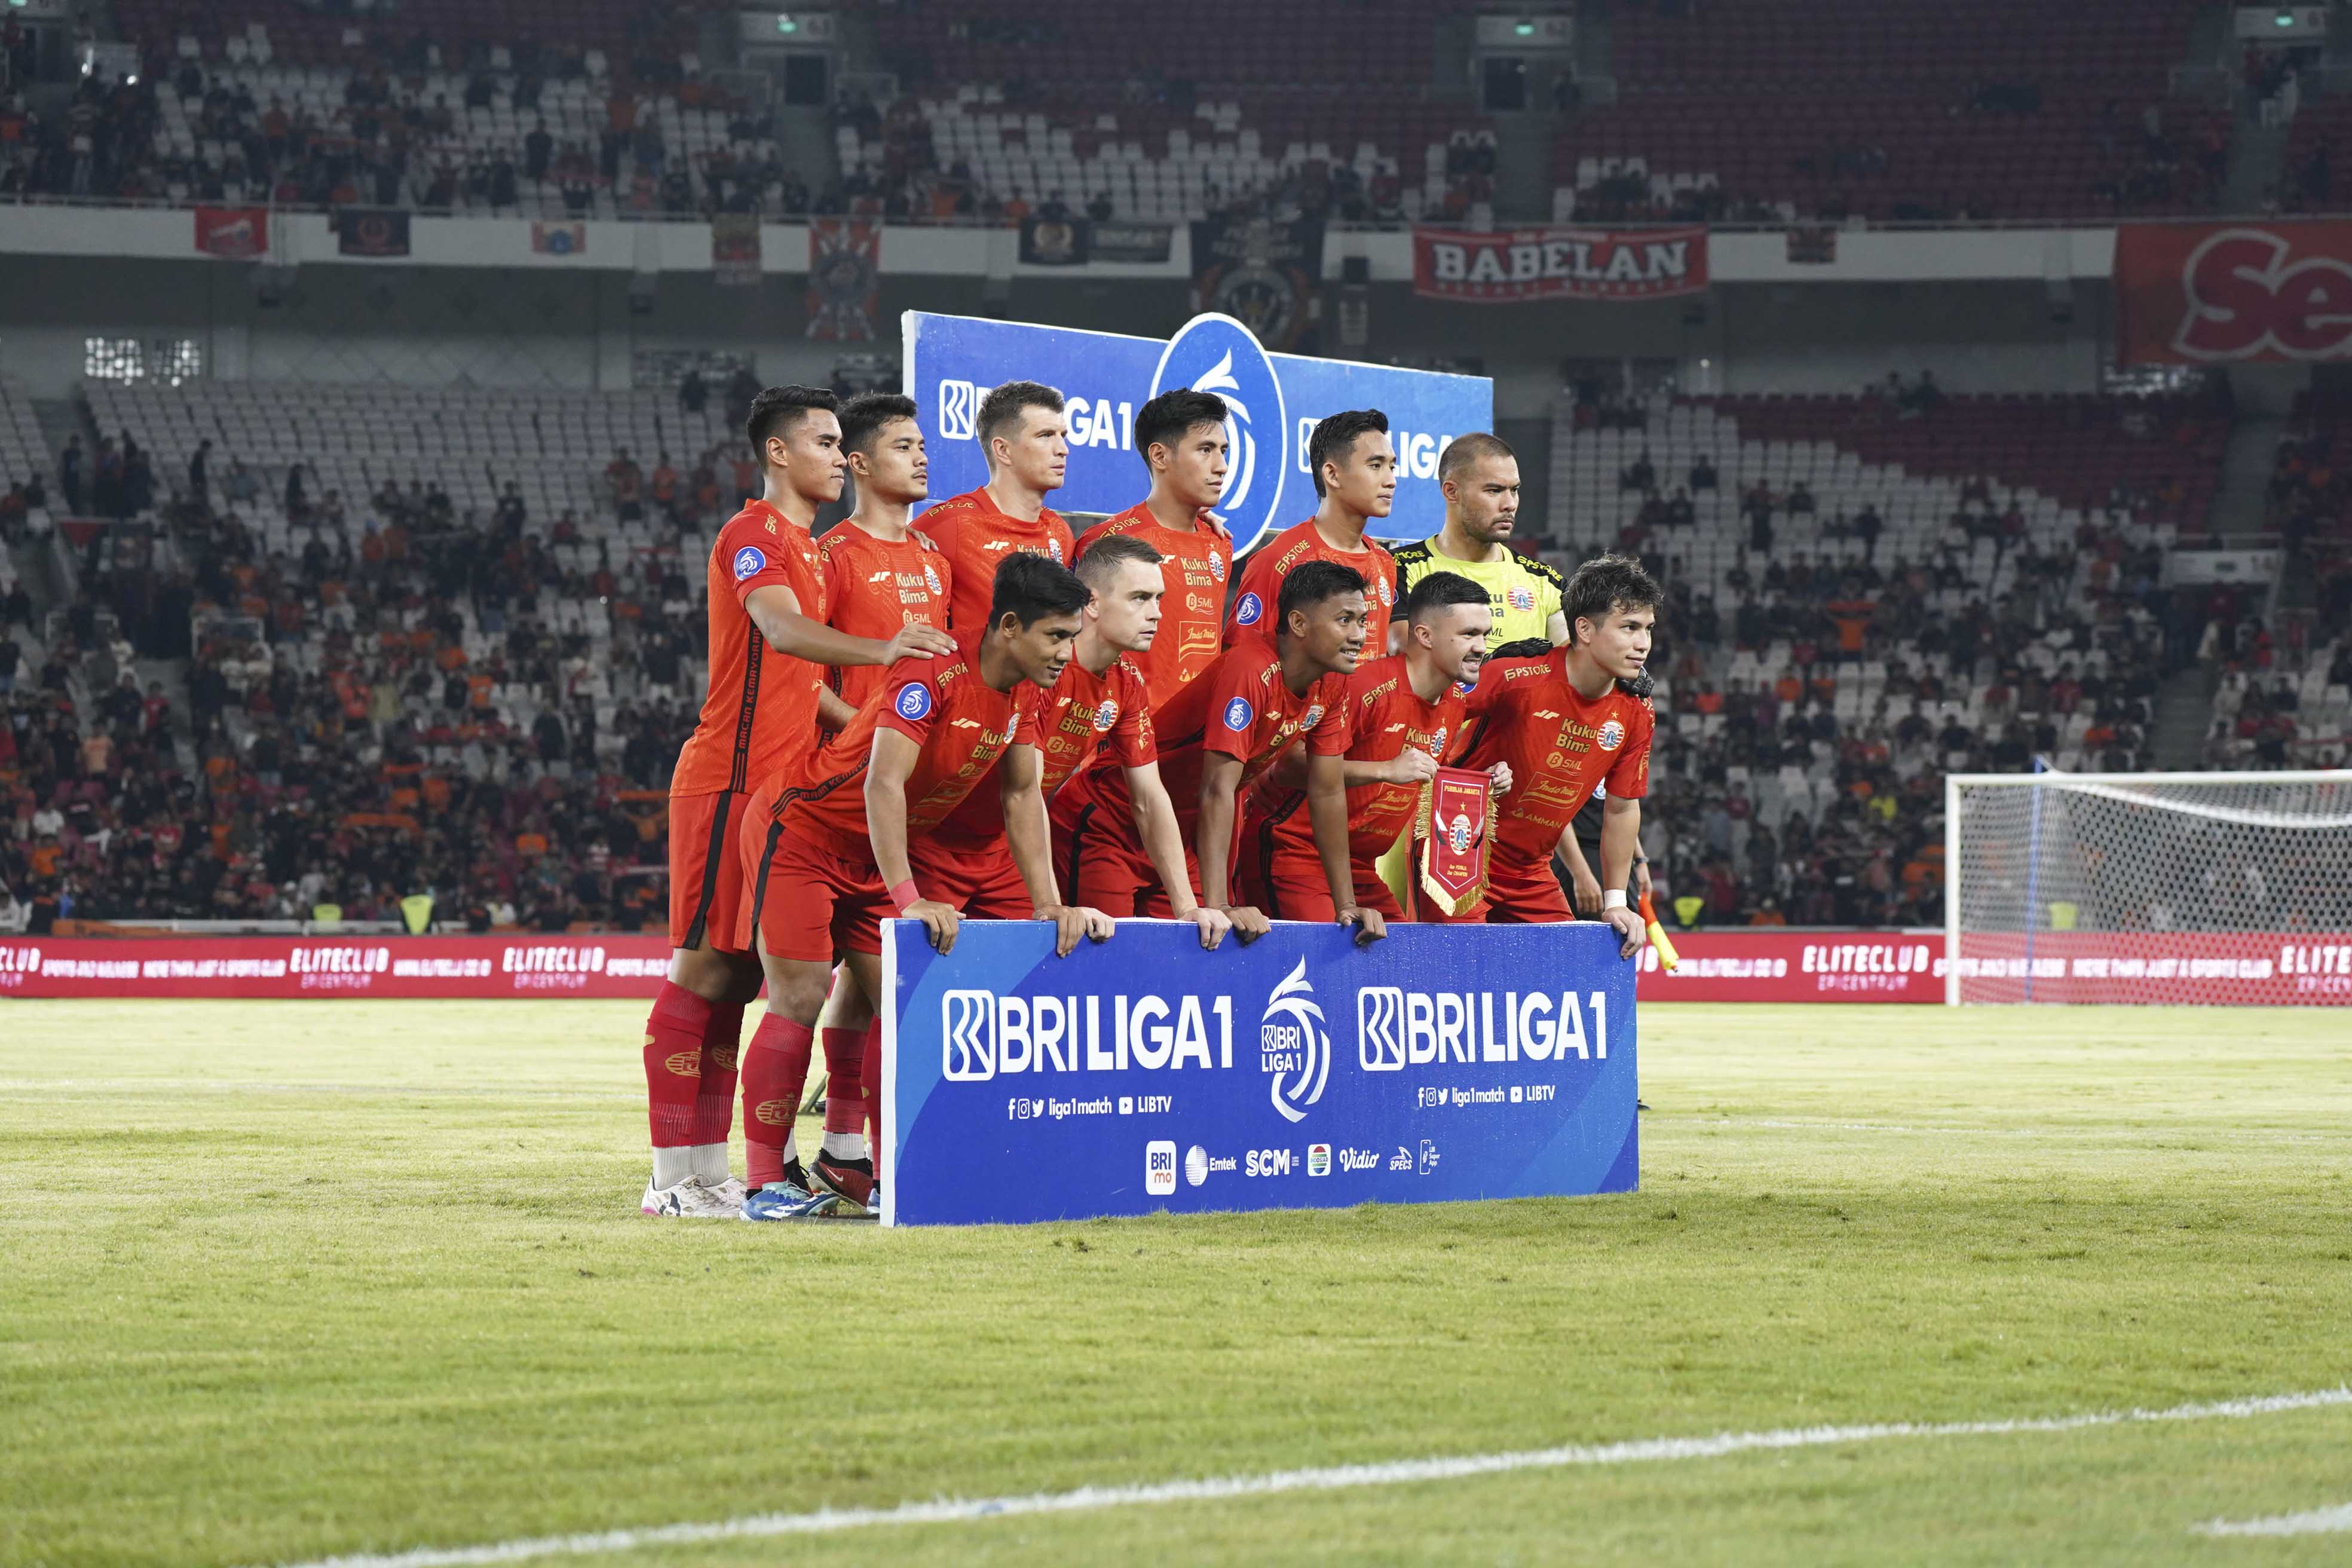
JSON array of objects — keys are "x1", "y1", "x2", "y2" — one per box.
[{"x1": 1245, "y1": 1148, "x2": 1294, "y2": 1177}]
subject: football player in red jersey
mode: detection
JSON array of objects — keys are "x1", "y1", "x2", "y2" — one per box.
[
  {"x1": 1225, "y1": 408, "x2": 1400, "y2": 642},
  {"x1": 1440, "y1": 555, "x2": 1658, "y2": 953},
  {"x1": 639, "y1": 386, "x2": 953, "y2": 1220},
  {"x1": 1073, "y1": 388, "x2": 1233, "y2": 710},
  {"x1": 923, "y1": 534, "x2": 1232, "y2": 948},
  {"x1": 917, "y1": 381, "x2": 1075, "y2": 635},
  {"x1": 1249, "y1": 571, "x2": 1511, "y2": 921},
  {"x1": 1055, "y1": 560, "x2": 1381, "y2": 941},
  {"x1": 820, "y1": 391, "x2": 953, "y2": 710},
  {"x1": 734, "y1": 555, "x2": 1113, "y2": 1217}
]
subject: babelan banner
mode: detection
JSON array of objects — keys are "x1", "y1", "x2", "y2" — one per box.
[
  {"x1": 1413, "y1": 225, "x2": 1710, "y2": 302},
  {"x1": 883, "y1": 918, "x2": 1640, "y2": 1226},
  {"x1": 2115, "y1": 221, "x2": 2352, "y2": 365},
  {"x1": 905, "y1": 309, "x2": 1492, "y2": 553}
]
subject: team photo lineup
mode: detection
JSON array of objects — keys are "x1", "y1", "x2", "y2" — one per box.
[{"x1": 644, "y1": 381, "x2": 1657, "y2": 1222}]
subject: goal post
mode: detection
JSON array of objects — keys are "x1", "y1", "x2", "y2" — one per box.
[{"x1": 1944, "y1": 770, "x2": 2352, "y2": 1006}]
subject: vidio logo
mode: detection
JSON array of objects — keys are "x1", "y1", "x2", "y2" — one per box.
[{"x1": 1260, "y1": 957, "x2": 1328, "y2": 1123}]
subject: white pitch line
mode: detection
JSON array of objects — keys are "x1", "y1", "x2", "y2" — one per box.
[
  {"x1": 2197, "y1": 1500, "x2": 2352, "y2": 1537},
  {"x1": 260, "y1": 1388, "x2": 2352, "y2": 1568}
]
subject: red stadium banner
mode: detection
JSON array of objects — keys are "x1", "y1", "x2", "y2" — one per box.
[
  {"x1": 1632, "y1": 930, "x2": 1944, "y2": 1002},
  {"x1": 1413, "y1": 225, "x2": 1709, "y2": 302},
  {"x1": 193, "y1": 205, "x2": 268, "y2": 259},
  {"x1": 0, "y1": 935, "x2": 673, "y2": 1000},
  {"x1": 2115, "y1": 221, "x2": 2352, "y2": 365},
  {"x1": 807, "y1": 218, "x2": 880, "y2": 338},
  {"x1": 1955, "y1": 932, "x2": 2352, "y2": 1006}
]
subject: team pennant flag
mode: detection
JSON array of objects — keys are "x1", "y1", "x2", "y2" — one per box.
[{"x1": 1417, "y1": 765, "x2": 1493, "y2": 917}]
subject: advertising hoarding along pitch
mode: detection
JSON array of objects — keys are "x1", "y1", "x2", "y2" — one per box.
[
  {"x1": 905, "y1": 310, "x2": 1493, "y2": 555},
  {"x1": 883, "y1": 918, "x2": 1639, "y2": 1226}
]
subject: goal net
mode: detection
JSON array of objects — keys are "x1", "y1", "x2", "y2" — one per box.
[{"x1": 1945, "y1": 770, "x2": 2352, "y2": 1006}]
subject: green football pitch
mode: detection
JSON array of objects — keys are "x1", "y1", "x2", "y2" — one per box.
[{"x1": 4, "y1": 1000, "x2": 2349, "y2": 1567}]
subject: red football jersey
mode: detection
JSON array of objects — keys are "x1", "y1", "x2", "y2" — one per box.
[
  {"x1": 1059, "y1": 644, "x2": 1348, "y2": 841},
  {"x1": 670, "y1": 500, "x2": 829, "y2": 798},
  {"x1": 915, "y1": 486, "x2": 1074, "y2": 636},
  {"x1": 932, "y1": 651, "x2": 1154, "y2": 849},
  {"x1": 1453, "y1": 648, "x2": 1654, "y2": 861},
  {"x1": 1224, "y1": 518, "x2": 1398, "y2": 644},
  {"x1": 1074, "y1": 503, "x2": 1233, "y2": 710},
  {"x1": 817, "y1": 520, "x2": 953, "y2": 709},
  {"x1": 1267, "y1": 655, "x2": 1466, "y2": 860},
  {"x1": 776, "y1": 637, "x2": 1041, "y2": 860}
]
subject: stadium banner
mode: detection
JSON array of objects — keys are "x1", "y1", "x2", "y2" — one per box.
[
  {"x1": 1091, "y1": 220, "x2": 1175, "y2": 264},
  {"x1": 2115, "y1": 221, "x2": 2352, "y2": 364},
  {"x1": 1018, "y1": 215, "x2": 1089, "y2": 266},
  {"x1": 1191, "y1": 217, "x2": 1324, "y2": 350},
  {"x1": 192, "y1": 205, "x2": 268, "y2": 259},
  {"x1": 1412, "y1": 225, "x2": 1709, "y2": 302},
  {"x1": 530, "y1": 220, "x2": 587, "y2": 256},
  {"x1": 881, "y1": 918, "x2": 1639, "y2": 1226},
  {"x1": 1956, "y1": 933, "x2": 2352, "y2": 1005},
  {"x1": 1633, "y1": 929, "x2": 1946, "y2": 1001},
  {"x1": 712, "y1": 213, "x2": 762, "y2": 286},
  {"x1": 0, "y1": 934, "x2": 672, "y2": 999},
  {"x1": 904, "y1": 309, "x2": 1491, "y2": 552},
  {"x1": 807, "y1": 218, "x2": 880, "y2": 338},
  {"x1": 333, "y1": 207, "x2": 411, "y2": 258}
]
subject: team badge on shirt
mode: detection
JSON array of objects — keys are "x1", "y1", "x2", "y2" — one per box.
[
  {"x1": 1234, "y1": 592, "x2": 1263, "y2": 626},
  {"x1": 1376, "y1": 578, "x2": 1394, "y2": 607},
  {"x1": 1223, "y1": 696, "x2": 1254, "y2": 731},
  {"x1": 1208, "y1": 551, "x2": 1227, "y2": 583},
  {"x1": 895, "y1": 682, "x2": 934, "y2": 721},
  {"x1": 1301, "y1": 705, "x2": 1325, "y2": 729},
  {"x1": 1508, "y1": 586, "x2": 1536, "y2": 612},
  {"x1": 924, "y1": 564, "x2": 942, "y2": 595},
  {"x1": 1093, "y1": 700, "x2": 1119, "y2": 732},
  {"x1": 732, "y1": 546, "x2": 767, "y2": 581},
  {"x1": 1429, "y1": 726, "x2": 1448, "y2": 755},
  {"x1": 1596, "y1": 719, "x2": 1625, "y2": 751},
  {"x1": 1049, "y1": 538, "x2": 1065, "y2": 564}
]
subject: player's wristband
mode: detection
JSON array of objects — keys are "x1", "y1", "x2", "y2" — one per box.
[
  {"x1": 1602, "y1": 889, "x2": 1629, "y2": 911},
  {"x1": 887, "y1": 880, "x2": 920, "y2": 914}
]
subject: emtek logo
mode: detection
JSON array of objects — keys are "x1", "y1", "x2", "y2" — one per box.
[
  {"x1": 938, "y1": 378, "x2": 988, "y2": 440},
  {"x1": 1261, "y1": 957, "x2": 1328, "y2": 1122},
  {"x1": 942, "y1": 990, "x2": 994, "y2": 1079}
]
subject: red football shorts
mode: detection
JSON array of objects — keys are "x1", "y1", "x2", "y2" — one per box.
[
  {"x1": 1255, "y1": 848, "x2": 1408, "y2": 923},
  {"x1": 740, "y1": 820, "x2": 887, "y2": 961},
  {"x1": 1051, "y1": 795, "x2": 1199, "y2": 918},
  {"x1": 909, "y1": 836, "x2": 1031, "y2": 918},
  {"x1": 1422, "y1": 847, "x2": 1573, "y2": 925},
  {"x1": 667, "y1": 788, "x2": 751, "y2": 951}
]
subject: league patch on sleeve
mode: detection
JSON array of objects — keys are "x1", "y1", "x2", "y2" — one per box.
[
  {"x1": 731, "y1": 546, "x2": 767, "y2": 581},
  {"x1": 895, "y1": 682, "x2": 935, "y2": 722},
  {"x1": 1234, "y1": 592, "x2": 1263, "y2": 626},
  {"x1": 1222, "y1": 696, "x2": 1255, "y2": 732}
]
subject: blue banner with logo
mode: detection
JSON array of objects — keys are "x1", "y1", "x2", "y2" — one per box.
[
  {"x1": 903, "y1": 310, "x2": 1492, "y2": 555},
  {"x1": 881, "y1": 919, "x2": 1637, "y2": 1226}
]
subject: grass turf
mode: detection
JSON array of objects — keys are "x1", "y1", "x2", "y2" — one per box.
[{"x1": 1, "y1": 1000, "x2": 2347, "y2": 1567}]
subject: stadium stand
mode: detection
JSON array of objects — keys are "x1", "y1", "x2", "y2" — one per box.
[
  {"x1": 1553, "y1": 0, "x2": 2229, "y2": 223},
  {"x1": 1552, "y1": 381, "x2": 2236, "y2": 925},
  {"x1": 1, "y1": 377, "x2": 764, "y2": 933}
]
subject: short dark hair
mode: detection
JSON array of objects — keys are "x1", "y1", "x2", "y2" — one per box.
[
  {"x1": 988, "y1": 552, "x2": 1092, "y2": 630},
  {"x1": 1561, "y1": 553, "x2": 1663, "y2": 640},
  {"x1": 976, "y1": 380, "x2": 1063, "y2": 457},
  {"x1": 1402, "y1": 569, "x2": 1490, "y2": 623},
  {"x1": 1277, "y1": 559, "x2": 1367, "y2": 632},
  {"x1": 837, "y1": 391, "x2": 918, "y2": 458},
  {"x1": 1133, "y1": 388, "x2": 1228, "y2": 470},
  {"x1": 1490, "y1": 637, "x2": 1554, "y2": 660},
  {"x1": 1074, "y1": 532, "x2": 1163, "y2": 591},
  {"x1": 1438, "y1": 431, "x2": 1514, "y2": 484},
  {"x1": 746, "y1": 385, "x2": 838, "y2": 455},
  {"x1": 1307, "y1": 409, "x2": 1389, "y2": 498}
]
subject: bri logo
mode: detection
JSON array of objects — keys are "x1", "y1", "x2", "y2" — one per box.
[{"x1": 938, "y1": 378, "x2": 987, "y2": 440}]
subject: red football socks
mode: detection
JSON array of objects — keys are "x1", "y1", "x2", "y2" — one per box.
[
  {"x1": 641, "y1": 982, "x2": 710, "y2": 1149},
  {"x1": 821, "y1": 1026, "x2": 864, "y2": 1136},
  {"x1": 740, "y1": 1013, "x2": 815, "y2": 1189},
  {"x1": 862, "y1": 1019, "x2": 883, "y2": 1175},
  {"x1": 691, "y1": 999, "x2": 745, "y2": 1148}
]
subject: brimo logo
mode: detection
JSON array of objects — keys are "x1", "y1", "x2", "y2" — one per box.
[{"x1": 1260, "y1": 957, "x2": 1328, "y2": 1123}]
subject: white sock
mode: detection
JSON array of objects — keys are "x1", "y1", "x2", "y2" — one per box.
[
  {"x1": 690, "y1": 1142, "x2": 731, "y2": 1186},
  {"x1": 822, "y1": 1131, "x2": 867, "y2": 1161},
  {"x1": 778, "y1": 1131, "x2": 801, "y2": 1169},
  {"x1": 651, "y1": 1145, "x2": 694, "y2": 1189}
]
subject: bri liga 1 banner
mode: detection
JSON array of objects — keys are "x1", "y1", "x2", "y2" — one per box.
[
  {"x1": 1412, "y1": 225, "x2": 1710, "y2": 302},
  {"x1": 2114, "y1": 220, "x2": 2352, "y2": 365},
  {"x1": 905, "y1": 310, "x2": 1492, "y2": 554},
  {"x1": 881, "y1": 918, "x2": 1640, "y2": 1226}
]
